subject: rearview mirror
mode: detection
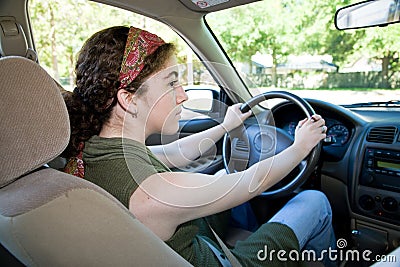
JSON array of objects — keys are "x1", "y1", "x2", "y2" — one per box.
[{"x1": 335, "y1": 0, "x2": 400, "y2": 30}]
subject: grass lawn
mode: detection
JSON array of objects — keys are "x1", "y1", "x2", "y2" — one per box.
[{"x1": 248, "y1": 87, "x2": 400, "y2": 105}]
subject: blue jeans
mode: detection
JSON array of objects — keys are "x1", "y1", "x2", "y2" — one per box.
[{"x1": 268, "y1": 190, "x2": 337, "y2": 266}]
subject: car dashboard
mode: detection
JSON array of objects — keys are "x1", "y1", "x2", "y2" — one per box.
[
  {"x1": 272, "y1": 100, "x2": 356, "y2": 162},
  {"x1": 271, "y1": 98, "x2": 400, "y2": 251}
]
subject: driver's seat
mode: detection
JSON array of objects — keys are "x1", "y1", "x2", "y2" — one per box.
[{"x1": 0, "y1": 56, "x2": 191, "y2": 266}]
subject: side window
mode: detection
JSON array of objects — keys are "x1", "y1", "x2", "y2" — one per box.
[{"x1": 28, "y1": 0, "x2": 219, "y2": 121}]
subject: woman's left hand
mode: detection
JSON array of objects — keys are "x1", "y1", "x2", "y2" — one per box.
[{"x1": 221, "y1": 103, "x2": 252, "y2": 132}]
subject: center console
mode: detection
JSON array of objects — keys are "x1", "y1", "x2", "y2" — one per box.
[{"x1": 357, "y1": 148, "x2": 400, "y2": 225}]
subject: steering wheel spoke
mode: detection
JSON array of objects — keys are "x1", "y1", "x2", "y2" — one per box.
[
  {"x1": 224, "y1": 126, "x2": 250, "y2": 173},
  {"x1": 254, "y1": 109, "x2": 274, "y2": 126}
]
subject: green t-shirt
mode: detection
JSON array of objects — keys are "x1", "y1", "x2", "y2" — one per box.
[{"x1": 83, "y1": 135, "x2": 302, "y2": 266}]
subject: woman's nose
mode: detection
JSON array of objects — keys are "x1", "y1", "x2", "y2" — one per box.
[{"x1": 176, "y1": 85, "x2": 188, "y2": 104}]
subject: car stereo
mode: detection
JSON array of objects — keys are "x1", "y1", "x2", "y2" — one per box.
[
  {"x1": 357, "y1": 148, "x2": 400, "y2": 224},
  {"x1": 360, "y1": 148, "x2": 400, "y2": 192}
]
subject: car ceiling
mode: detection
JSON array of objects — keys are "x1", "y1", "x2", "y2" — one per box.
[{"x1": 95, "y1": 0, "x2": 259, "y2": 18}]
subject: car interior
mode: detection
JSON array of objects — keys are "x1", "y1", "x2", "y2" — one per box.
[{"x1": 1, "y1": 0, "x2": 400, "y2": 266}]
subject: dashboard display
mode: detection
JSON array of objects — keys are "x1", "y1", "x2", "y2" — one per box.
[
  {"x1": 377, "y1": 160, "x2": 400, "y2": 171},
  {"x1": 288, "y1": 121, "x2": 297, "y2": 137},
  {"x1": 285, "y1": 121, "x2": 350, "y2": 146},
  {"x1": 326, "y1": 124, "x2": 350, "y2": 146}
]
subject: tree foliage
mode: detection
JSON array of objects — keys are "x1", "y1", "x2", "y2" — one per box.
[
  {"x1": 29, "y1": 0, "x2": 187, "y2": 85},
  {"x1": 360, "y1": 26, "x2": 400, "y2": 87},
  {"x1": 207, "y1": 0, "x2": 295, "y2": 86},
  {"x1": 207, "y1": 1, "x2": 293, "y2": 62},
  {"x1": 285, "y1": 0, "x2": 366, "y2": 63},
  {"x1": 29, "y1": 0, "x2": 400, "y2": 88}
]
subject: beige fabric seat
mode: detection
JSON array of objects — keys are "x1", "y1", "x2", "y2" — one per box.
[{"x1": 0, "y1": 56, "x2": 191, "y2": 266}]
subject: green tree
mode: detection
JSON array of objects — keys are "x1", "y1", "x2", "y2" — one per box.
[
  {"x1": 208, "y1": 0, "x2": 371, "y2": 87},
  {"x1": 207, "y1": 0, "x2": 296, "y2": 87},
  {"x1": 29, "y1": 0, "x2": 58, "y2": 78},
  {"x1": 29, "y1": 0, "x2": 189, "y2": 88},
  {"x1": 287, "y1": 0, "x2": 366, "y2": 65},
  {"x1": 361, "y1": 25, "x2": 400, "y2": 88},
  {"x1": 289, "y1": 0, "x2": 400, "y2": 88}
]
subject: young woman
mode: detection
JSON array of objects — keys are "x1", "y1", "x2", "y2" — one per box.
[{"x1": 63, "y1": 26, "x2": 336, "y2": 266}]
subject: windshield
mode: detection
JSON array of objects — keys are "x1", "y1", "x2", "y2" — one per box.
[{"x1": 206, "y1": 0, "x2": 400, "y2": 106}]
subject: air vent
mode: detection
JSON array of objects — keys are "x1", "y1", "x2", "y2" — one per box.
[{"x1": 366, "y1": 126, "x2": 398, "y2": 144}]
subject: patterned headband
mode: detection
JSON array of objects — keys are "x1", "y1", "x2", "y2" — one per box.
[{"x1": 118, "y1": 27, "x2": 165, "y2": 89}]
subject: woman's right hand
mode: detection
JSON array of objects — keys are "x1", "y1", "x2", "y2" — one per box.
[
  {"x1": 293, "y1": 114, "x2": 326, "y2": 154},
  {"x1": 221, "y1": 103, "x2": 252, "y2": 132}
]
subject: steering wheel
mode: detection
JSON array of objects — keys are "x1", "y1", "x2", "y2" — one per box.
[{"x1": 222, "y1": 91, "x2": 322, "y2": 198}]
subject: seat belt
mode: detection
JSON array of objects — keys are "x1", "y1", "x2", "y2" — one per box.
[
  {"x1": 205, "y1": 221, "x2": 242, "y2": 267},
  {"x1": 200, "y1": 236, "x2": 232, "y2": 267}
]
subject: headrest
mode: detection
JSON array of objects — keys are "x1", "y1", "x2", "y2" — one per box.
[{"x1": 0, "y1": 56, "x2": 70, "y2": 187}]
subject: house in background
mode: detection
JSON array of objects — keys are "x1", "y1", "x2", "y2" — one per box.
[
  {"x1": 250, "y1": 53, "x2": 338, "y2": 74},
  {"x1": 340, "y1": 56, "x2": 382, "y2": 73}
]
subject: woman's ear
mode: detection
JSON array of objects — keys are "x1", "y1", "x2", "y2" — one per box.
[{"x1": 116, "y1": 89, "x2": 137, "y2": 115}]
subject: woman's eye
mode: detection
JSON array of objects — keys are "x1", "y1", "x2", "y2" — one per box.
[{"x1": 169, "y1": 80, "x2": 178, "y2": 87}]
